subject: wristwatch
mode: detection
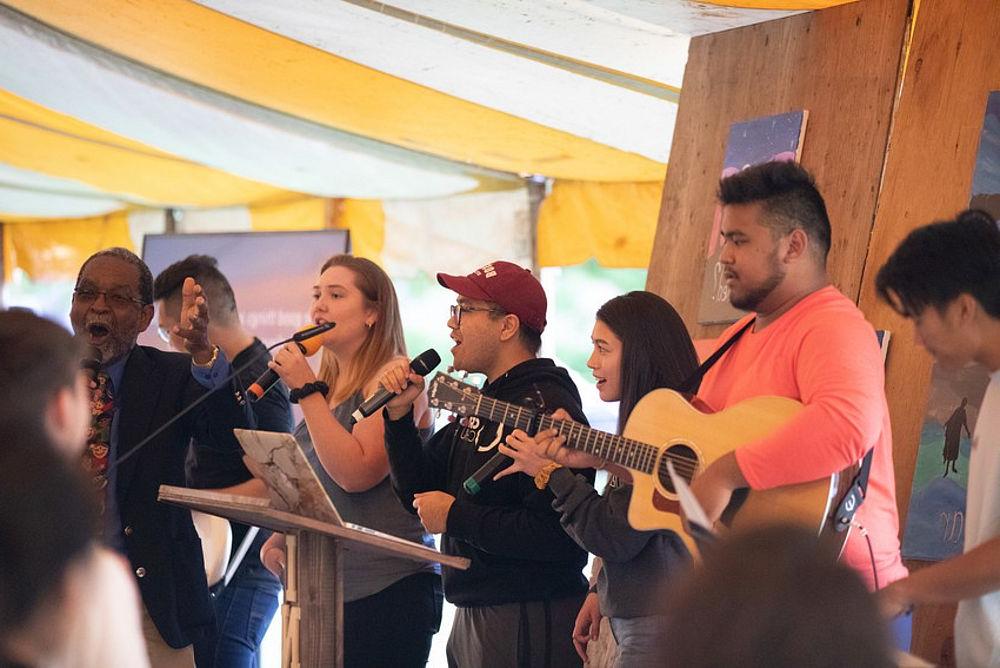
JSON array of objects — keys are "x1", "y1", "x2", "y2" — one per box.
[{"x1": 534, "y1": 462, "x2": 563, "y2": 490}]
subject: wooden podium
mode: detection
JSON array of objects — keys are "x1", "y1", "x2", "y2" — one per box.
[{"x1": 159, "y1": 485, "x2": 469, "y2": 668}]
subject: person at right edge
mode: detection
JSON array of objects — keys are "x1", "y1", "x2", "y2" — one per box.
[
  {"x1": 378, "y1": 261, "x2": 594, "y2": 667},
  {"x1": 684, "y1": 162, "x2": 910, "y2": 648},
  {"x1": 876, "y1": 209, "x2": 1000, "y2": 667}
]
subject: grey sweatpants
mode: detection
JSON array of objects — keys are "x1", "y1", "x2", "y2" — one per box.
[{"x1": 446, "y1": 593, "x2": 587, "y2": 668}]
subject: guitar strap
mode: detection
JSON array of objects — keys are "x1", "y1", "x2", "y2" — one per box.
[
  {"x1": 833, "y1": 448, "x2": 876, "y2": 532},
  {"x1": 676, "y1": 317, "x2": 756, "y2": 395}
]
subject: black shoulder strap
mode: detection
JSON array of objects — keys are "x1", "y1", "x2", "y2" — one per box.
[
  {"x1": 677, "y1": 317, "x2": 756, "y2": 395},
  {"x1": 856, "y1": 447, "x2": 875, "y2": 494}
]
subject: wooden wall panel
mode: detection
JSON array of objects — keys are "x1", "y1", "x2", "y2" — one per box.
[
  {"x1": 647, "y1": 0, "x2": 909, "y2": 339},
  {"x1": 857, "y1": 2, "x2": 1000, "y2": 663}
]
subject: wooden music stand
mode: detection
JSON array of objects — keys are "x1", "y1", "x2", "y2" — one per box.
[{"x1": 159, "y1": 430, "x2": 468, "y2": 668}]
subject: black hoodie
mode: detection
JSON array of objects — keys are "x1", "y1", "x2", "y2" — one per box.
[{"x1": 384, "y1": 358, "x2": 593, "y2": 607}]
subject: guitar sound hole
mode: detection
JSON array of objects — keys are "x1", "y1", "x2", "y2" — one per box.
[{"x1": 656, "y1": 444, "x2": 698, "y2": 494}]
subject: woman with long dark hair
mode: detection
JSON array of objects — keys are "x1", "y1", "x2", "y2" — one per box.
[
  {"x1": 497, "y1": 290, "x2": 698, "y2": 667},
  {"x1": 260, "y1": 255, "x2": 442, "y2": 667}
]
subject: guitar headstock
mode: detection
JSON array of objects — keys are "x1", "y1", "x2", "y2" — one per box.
[{"x1": 427, "y1": 372, "x2": 482, "y2": 417}]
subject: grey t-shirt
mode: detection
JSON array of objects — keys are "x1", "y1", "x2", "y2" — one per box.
[{"x1": 294, "y1": 392, "x2": 437, "y2": 602}]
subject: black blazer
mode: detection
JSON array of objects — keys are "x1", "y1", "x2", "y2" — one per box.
[{"x1": 114, "y1": 345, "x2": 254, "y2": 648}]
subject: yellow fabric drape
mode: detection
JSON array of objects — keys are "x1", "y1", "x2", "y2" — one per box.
[
  {"x1": 0, "y1": 90, "x2": 285, "y2": 209},
  {"x1": 2, "y1": 212, "x2": 133, "y2": 282},
  {"x1": 537, "y1": 181, "x2": 663, "y2": 268},
  {"x1": 249, "y1": 197, "x2": 385, "y2": 263},
  {"x1": 333, "y1": 200, "x2": 386, "y2": 263},
  {"x1": 8, "y1": 0, "x2": 665, "y2": 182},
  {"x1": 249, "y1": 197, "x2": 327, "y2": 233}
]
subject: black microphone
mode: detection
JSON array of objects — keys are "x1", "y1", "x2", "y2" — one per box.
[
  {"x1": 248, "y1": 323, "x2": 335, "y2": 402},
  {"x1": 463, "y1": 452, "x2": 512, "y2": 495},
  {"x1": 350, "y1": 349, "x2": 441, "y2": 423}
]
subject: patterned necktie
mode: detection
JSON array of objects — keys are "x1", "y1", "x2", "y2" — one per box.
[{"x1": 85, "y1": 370, "x2": 115, "y2": 513}]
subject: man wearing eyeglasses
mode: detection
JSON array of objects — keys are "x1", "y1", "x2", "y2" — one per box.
[
  {"x1": 378, "y1": 261, "x2": 593, "y2": 668},
  {"x1": 70, "y1": 247, "x2": 254, "y2": 668}
]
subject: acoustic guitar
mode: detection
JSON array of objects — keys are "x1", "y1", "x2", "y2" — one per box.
[{"x1": 427, "y1": 372, "x2": 852, "y2": 556}]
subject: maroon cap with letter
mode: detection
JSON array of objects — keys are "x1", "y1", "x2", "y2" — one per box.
[{"x1": 437, "y1": 261, "x2": 547, "y2": 333}]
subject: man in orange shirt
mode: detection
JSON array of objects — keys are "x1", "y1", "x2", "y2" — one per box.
[{"x1": 688, "y1": 161, "x2": 910, "y2": 646}]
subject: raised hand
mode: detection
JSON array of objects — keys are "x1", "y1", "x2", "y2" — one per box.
[{"x1": 174, "y1": 277, "x2": 213, "y2": 363}]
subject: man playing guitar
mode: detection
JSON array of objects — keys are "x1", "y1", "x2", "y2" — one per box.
[{"x1": 688, "y1": 161, "x2": 910, "y2": 647}]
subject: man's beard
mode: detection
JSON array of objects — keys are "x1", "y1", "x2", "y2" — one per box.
[{"x1": 730, "y1": 254, "x2": 785, "y2": 312}]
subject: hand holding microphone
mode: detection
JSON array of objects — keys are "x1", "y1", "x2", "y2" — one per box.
[
  {"x1": 356, "y1": 349, "x2": 441, "y2": 423},
  {"x1": 249, "y1": 323, "x2": 334, "y2": 402}
]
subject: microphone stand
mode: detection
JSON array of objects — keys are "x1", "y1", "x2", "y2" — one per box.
[{"x1": 109, "y1": 330, "x2": 321, "y2": 470}]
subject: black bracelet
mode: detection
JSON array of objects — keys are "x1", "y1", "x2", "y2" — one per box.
[
  {"x1": 588, "y1": 582, "x2": 599, "y2": 594},
  {"x1": 289, "y1": 381, "x2": 329, "y2": 404}
]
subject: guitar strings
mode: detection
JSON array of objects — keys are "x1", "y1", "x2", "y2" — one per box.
[{"x1": 434, "y1": 385, "x2": 701, "y2": 478}]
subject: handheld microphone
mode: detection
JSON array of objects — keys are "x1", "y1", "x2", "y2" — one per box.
[
  {"x1": 350, "y1": 349, "x2": 441, "y2": 423},
  {"x1": 248, "y1": 323, "x2": 334, "y2": 402},
  {"x1": 463, "y1": 452, "x2": 512, "y2": 495}
]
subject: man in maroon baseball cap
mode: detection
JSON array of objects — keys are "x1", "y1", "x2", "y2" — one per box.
[
  {"x1": 378, "y1": 260, "x2": 593, "y2": 667},
  {"x1": 436, "y1": 260, "x2": 547, "y2": 333}
]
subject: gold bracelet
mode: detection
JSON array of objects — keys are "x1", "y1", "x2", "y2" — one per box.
[
  {"x1": 534, "y1": 462, "x2": 563, "y2": 490},
  {"x1": 191, "y1": 345, "x2": 219, "y2": 368}
]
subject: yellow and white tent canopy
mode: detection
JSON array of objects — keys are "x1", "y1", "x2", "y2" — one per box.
[{"x1": 0, "y1": 0, "x2": 854, "y2": 267}]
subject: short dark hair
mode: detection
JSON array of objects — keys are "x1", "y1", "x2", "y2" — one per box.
[
  {"x1": 487, "y1": 309, "x2": 542, "y2": 355},
  {"x1": 0, "y1": 310, "x2": 87, "y2": 422},
  {"x1": 76, "y1": 247, "x2": 154, "y2": 305},
  {"x1": 0, "y1": 425, "x2": 98, "y2": 644},
  {"x1": 876, "y1": 209, "x2": 1000, "y2": 318},
  {"x1": 518, "y1": 325, "x2": 543, "y2": 355},
  {"x1": 662, "y1": 525, "x2": 893, "y2": 668},
  {"x1": 719, "y1": 161, "x2": 832, "y2": 261},
  {"x1": 153, "y1": 254, "x2": 238, "y2": 323},
  {"x1": 596, "y1": 291, "x2": 699, "y2": 435}
]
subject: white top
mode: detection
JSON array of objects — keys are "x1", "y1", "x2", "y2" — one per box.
[{"x1": 955, "y1": 369, "x2": 1000, "y2": 667}]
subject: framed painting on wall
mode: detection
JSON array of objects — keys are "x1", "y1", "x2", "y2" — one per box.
[{"x1": 697, "y1": 110, "x2": 808, "y2": 324}]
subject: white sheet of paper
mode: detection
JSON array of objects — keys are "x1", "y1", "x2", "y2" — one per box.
[{"x1": 667, "y1": 459, "x2": 716, "y2": 536}]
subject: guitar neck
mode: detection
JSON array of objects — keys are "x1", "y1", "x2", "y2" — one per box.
[{"x1": 470, "y1": 394, "x2": 658, "y2": 474}]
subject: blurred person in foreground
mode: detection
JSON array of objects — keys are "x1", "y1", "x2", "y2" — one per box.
[{"x1": 662, "y1": 524, "x2": 894, "y2": 668}]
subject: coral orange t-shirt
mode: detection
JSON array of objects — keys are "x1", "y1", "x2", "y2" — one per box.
[{"x1": 697, "y1": 285, "x2": 907, "y2": 590}]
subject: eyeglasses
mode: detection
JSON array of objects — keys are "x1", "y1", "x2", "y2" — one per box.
[
  {"x1": 72, "y1": 287, "x2": 146, "y2": 309},
  {"x1": 450, "y1": 303, "x2": 505, "y2": 325}
]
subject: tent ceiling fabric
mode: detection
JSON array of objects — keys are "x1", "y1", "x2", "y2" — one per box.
[
  {"x1": 0, "y1": 5, "x2": 490, "y2": 202},
  {"x1": 0, "y1": 89, "x2": 289, "y2": 210},
  {"x1": 585, "y1": 0, "x2": 807, "y2": 36},
  {"x1": 4, "y1": 0, "x2": 666, "y2": 182},
  {"x1": 0, "y1": 0, "x2": 836, "y2": 220},
  {"x1": 0, "y1": 163, "x2": 125, "y2": 219},
  {"x1": 196, "y1": 0, "x2": 682, "y2": 163}
]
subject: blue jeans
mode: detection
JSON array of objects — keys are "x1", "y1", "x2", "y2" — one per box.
[
  {"x1": 196, "y1": 562, "x2": 281, "y2": 668},
  {"x1": 890, "y1": 609, "x2": 913, "y2": 653}
]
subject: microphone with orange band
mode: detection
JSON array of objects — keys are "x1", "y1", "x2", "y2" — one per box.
[{"x1": 247, "y1": 323, "x2": 334, "y2": 402}]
